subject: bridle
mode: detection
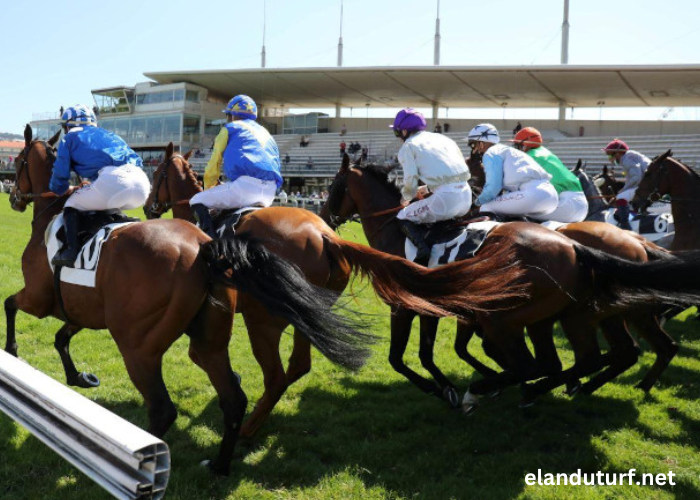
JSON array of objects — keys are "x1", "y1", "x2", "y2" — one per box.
[
  {"x1": 147, "y1": 154, "x2": 195, "y2": 217},
  {"x1": 12, "y1": 140, "x2": 58, "y2": 205}
]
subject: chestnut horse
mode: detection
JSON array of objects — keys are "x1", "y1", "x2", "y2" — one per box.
[
  {"x1": 324, "y1": 155, "x2": 698, "y2": 413},
  {"x1": 466, "y1": 154, "x2": 678, "y2": 395},
  {"x1": 6, "y1": 126, "x2": 525, "y2": 473}
]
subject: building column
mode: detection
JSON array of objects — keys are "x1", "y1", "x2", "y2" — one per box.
[
  {"x1": 432, "y1": 102, "x2": 439, "y2": 129},
  {"x1": 558, "y1": 101, "x2": 566, "y2": 128},
  {"x1": 335, "y1": 103, "x2": 341, "y2": 118}
]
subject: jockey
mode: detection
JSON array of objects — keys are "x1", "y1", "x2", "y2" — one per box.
[
  {"x1": 468, "y1": 124, "x2": 558, "y2": 219},
  {"x1": 190, "y1": 94, "x2": 282, "y2": 237},
  {"x1": 602, "y1": 138, "x2": 650, "y2": 230},
  {"x1": 511, "y1": 127, "x2": 588, "y2": 223},
  {"x1": 50, "y1": 104, "x2": 149, "y2": 266},
  {"x1": 392, "y1": 108, "x2": 472, "y2": 263}
]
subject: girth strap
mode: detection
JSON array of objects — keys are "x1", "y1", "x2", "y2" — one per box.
[{"x1": 53, "y1": 266, "x2": 74, "y2": 325}]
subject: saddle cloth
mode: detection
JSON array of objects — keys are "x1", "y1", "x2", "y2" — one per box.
[
  {"x1": 46, "y1": 213, "x2": 137, "y2": 287},
  {"x1": 210, "y1": 206, "x2": 263, "y2": 238},
  {"x1": 405, "y1": 220, "x2": 501, "y2": 268}
]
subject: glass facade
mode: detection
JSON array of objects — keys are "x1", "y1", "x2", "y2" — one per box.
[
  {"x1": 183, "y1": 114, "x2": 201, "y2": 143},
  {"x1": 94, "y1": 89, "x2": 134, "y2": 115},
  {"x1": 136, "y1": 89, "x2": 199, "y2": 105},
  {"x1": 100, "y1": 114, "x2": 181, "y2": 144},
  {"x1": 283, "y1": 112, "x2": 328, "y2": 135},
  {"x1": 34, "y1": 122, "x2": 62, "y2": 140}
]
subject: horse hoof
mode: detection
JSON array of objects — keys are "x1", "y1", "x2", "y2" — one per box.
[
  {"x1": 78, "y1": 372, "x2": 100, "y2": 388},
  {"x1": 635, "y1": 381, "x2": 652, "y2": 393},
  {"x1": 443, "y1": 387, "x2": 460, "y2": 409},
  {"x1": 233, "y1": 372, "x2": 242, "y2": 385},
  {"x1": 462, "y1": 404, "x2": 479, "y2": 416},
  {"x1": 201, "y1": 459, "x2": 229, "y2": 476},
  {"x1": 487, "y1": 389, "x2": 502, "y2": 399},
  {"x1": 519, "y1": 398, "x2": 536, "y2": 409}
]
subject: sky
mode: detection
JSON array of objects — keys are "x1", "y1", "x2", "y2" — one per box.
[{"x1": 2, "y1": 0, "x2": 700, "y2": 134}]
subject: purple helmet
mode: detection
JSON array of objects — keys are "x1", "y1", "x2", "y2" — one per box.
[{"x1": 390, "y1": 108, "x2": 427, "y2": 133}]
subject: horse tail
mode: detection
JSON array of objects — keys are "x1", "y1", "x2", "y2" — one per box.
[
  {"x1": 323, "y1": 235, "x2": 528, "y2": 316},
  {"x1": 574, "y1": 245, "x2": 700, "y2": 308},
  {"x1": 200, "y1": 235, "x2": 375, "y2": 371}
]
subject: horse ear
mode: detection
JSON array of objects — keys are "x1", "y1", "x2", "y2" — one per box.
[
  {"x1": 183, "y1": 149, "x2": 193, "y2": 160},
  {"x1": 340, "y1": 153, "x2": 350, "y2": 172},
  {"x1": 48, "y1": 129, "x2": 61, "y2": 147},
  {"x1": 574, "y1": 159, "x2": 582, "y2": 172},
  {"x1": 583, "y1": 161, "x2": 588, "y2": 171},
  {"x1": 24, "y1": 124, "x2": 33, "y2": 146},
  {"x1": 602, "y1": 165, "x2": 608, "y2": 174},
  {"x1": 165, "y1": 142, "x2": 174, "y2": 159}
]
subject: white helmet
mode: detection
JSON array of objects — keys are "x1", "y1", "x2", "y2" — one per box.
[{"x1": 466, "y1": 123, "x2": 500, "y2": 144}]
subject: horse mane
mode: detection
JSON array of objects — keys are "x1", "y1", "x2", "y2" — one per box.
[
  {"x1": 356, "y1": 163, "x2": 402, "y2": 196},
  {"x1": 182, "y1": 161, "x2": 201, "y2": 187},
  {"x1": 667, "y1": 156, "x2": 700, "y2": 181}
]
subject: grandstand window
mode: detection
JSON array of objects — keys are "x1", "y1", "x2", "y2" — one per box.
[
  {"x1": 174, "y1": 89, "x2": 185, "y2": 101},
  {"x1": 163, "y1": 115, "x2": 181, "y2": 142},
  {"x1": 205, "y1": 118, "x2": 226, "y2": 136},
  {"x1": 183, "y1": 115, "x2": 200, "y2": 142},
  {"x1": 185, "y1": 90, "x2": 200, "y2": 103},
  {"x1": 129, "y1": 118, "x2": 147, "y2": 142}
]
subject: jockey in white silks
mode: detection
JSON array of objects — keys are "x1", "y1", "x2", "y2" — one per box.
[
  {"x1": 190, "y1": 94, "x2": 283, "y2": 237},
  {"x1": 467, "y1": 123, "x2": 558, "y2": 219},
  {"x1": 602, "y1": 138, "x2": 650, "y2": 230},
  {"x1": 392, "y1": 108, "x2": 472, "y2": 264},
  {"x1": 511, "y1": 126, "x2": 588, "y2": 223},
  {"x1": 49, "y1": 104, "x2": 150, "y2": 266}
]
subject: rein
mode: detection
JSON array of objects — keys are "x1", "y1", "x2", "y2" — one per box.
[
  {"x1": 12, "y1": 141, "x2": 58, "y2": 204},
  {"x1": 149, "y1": 155, "x2": 195, "y2": 216}
]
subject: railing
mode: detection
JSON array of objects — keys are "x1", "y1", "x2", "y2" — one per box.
[{"x1": 32, "y1": 111, "x2": 61, "y2": 121}]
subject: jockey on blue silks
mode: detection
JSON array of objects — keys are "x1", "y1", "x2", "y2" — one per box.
[
  {"x1": 602, "y1": 138, "x2": 650, "y2": 230},
  {"x1": 392, "y1": 108, "x2": 472, "y2": 264},
  {"x1": 50, "y1": 104, "x2": 150, "y2": 267},
  {"x1": 467, "y1": 123, "x2": 558, "y2": 220},
  {"x1": 190, "y1": 94, "x2": 282, "y2": 238}
]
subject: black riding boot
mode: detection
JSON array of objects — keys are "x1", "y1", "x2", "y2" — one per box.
[
  {"x1": 192, "y1": 203, "x2": 217, "y2": 238},
  {"x1": 615, "y1": 204, "x2": 632, "y2": 230},
  {"x1": 399, "y1": 219, "x2": 431, "y2": 265},
  {"x1": 52, "y1": 208, "x2": 80, "y2": 267}
]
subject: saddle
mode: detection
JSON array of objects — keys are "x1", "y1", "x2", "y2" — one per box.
[
  {"x1": 209, "y1": 207, "x2": 263, "y2": 238},
  {"x1": 56, "y1": 209, "x2": 140, "y2": 249}
]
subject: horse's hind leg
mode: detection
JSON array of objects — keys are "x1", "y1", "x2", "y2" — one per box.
[
  {"x1": 239, "y1": 308, "x2": 289, "y2": 438},
  {"x1": 454, "y1": 321, "x2": 499, "y2": 378},
  {"x1": 418, "y1": 315, "x2": 459, "y2": 408},
  {"x1": 187, "y1": 304, "x2": 246, "y2": 476},
  {"x1": 285, "y1": 331, "x2": 311, "y2": 386},
  {"x1": 628, "y1": 313, "x2": 678, "y2": 392},
  {"x1": 580, "y1": 316, "x2": 639, "y2": 395},
  {"x1": 4, "y1": 295, "x2": 18, "y2": 356},
  {"x1": 53, "y1": 324, "x2": 100, "y2": 388}
]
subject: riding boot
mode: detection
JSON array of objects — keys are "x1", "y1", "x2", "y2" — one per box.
[
  {"x1": 398, "y1": 219, "x2": 431, "y2": 265},
  {"x1": 52, "y1": 208, "x2": 81, "y2": 267},
  {"x1": 192, "y1": 203, "x2": 217, "y2": 238},
  {"x1": 615, "y1": 204, "x2": 632, "y2": 230}
]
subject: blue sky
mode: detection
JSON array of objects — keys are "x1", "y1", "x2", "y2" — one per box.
[{"x1": 2, "y1": 0, "x2": 700, "y2": 134}]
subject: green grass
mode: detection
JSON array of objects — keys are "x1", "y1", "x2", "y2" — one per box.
[{"x1": 1, "y1": 195, "x2": 699, "y2": 500}]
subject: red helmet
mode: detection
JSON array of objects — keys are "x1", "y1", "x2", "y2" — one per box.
[
  {"x1": 602, "y1": 139, "x2": 629, "y2": 154},
  {"x1": 511, "y1": 127, "x2": 542, "y2": 148}
]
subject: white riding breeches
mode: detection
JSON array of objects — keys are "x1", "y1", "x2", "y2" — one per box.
[
  {"x1": 65, "y1": 165, "x2": 150, "y2": 211},
  {"x1": 616, "y1": 187, "x2": 637, "y2": 203},
  {"x1": 397, "y1": 182, "x2": 473, "y2": 224},
  {"x1": 190, "y1": 175, "x2": 278, "y2": 210},
  {"x1": 530, "y1": 190, "x2": 588, "y2": 223},
  {"x1": 479, "y1": 178, "x2": 558, "y2": 218}
]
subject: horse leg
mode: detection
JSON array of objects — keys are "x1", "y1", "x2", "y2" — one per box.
[
  {"x1": 417, "y1": 315, "x2": 459, "y2": 408},
  {"x1": 464, "y1": 327, "x2": 541, "y2": 414},
  {"x1": 187, "y1": 312, "x2": 246, "y2": 476},
  {"x1": 239, "y1": 312, "x2": 288, "y2": 438},
  {"x1": 388, "y1": 307, "x2": 444, "y2": 399},
  {"x1": 4, "y1": 295, "x2": 18, "y2": 357},
  {"x1": 54, "y1": 324, "x2": 99, "y2": 388},
  {"x1": 121, "y1": 350, "x2": 177, "y2": 438},
  {"x1": 580, "y1": 316, "x2": 639, "y2": 395},
  {"x1": 454, "y1": 320, "x2": 499, "y2": 378},
  {"x1": 527, "y1": 319, "x2": 563, "y2": 378},
  {"x1": 628, "y1": 313, "x2": 678, "y2": 392},
  {"x1": 285, "y1": 330, "x2": 312, "y2": 386}
]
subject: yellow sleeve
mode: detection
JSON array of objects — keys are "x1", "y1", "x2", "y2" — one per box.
[{"x1": 203, "y1": 128, "x2": 228, "y2": 189}]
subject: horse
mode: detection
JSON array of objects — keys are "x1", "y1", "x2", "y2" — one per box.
[
  {"x1": 6, "y1": 126, "x2": 522, "y2": 473},
  {"x1": 632, "y1": 150, "x2": 700, "y2": 252},
  {"x1": 324, "y1": 154, "x2": 697, "y2": 412},
  {"x1": 466, "y1": 154, "x2": 679, "y2": 394},
  {"x1": 593, "y1": 165, "x2": 625, "y2": 198}
]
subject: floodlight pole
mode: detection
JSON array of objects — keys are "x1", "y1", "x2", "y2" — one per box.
[
  {"x1": 337, "y1": 0, "x2": 344, "y2": 67},
  {"x1": 561, "y1": 0, "x2": 569, "y2": 64},
  {"x1": 434, "y1": 0, "x2": 441, "y2": 65},
  {"x1": 261, "y1": 0, "x2": 267, "y2": 68}
]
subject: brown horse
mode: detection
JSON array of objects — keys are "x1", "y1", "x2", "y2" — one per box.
[
  {"x1": 324, "y1": 155, "x2": 696, "y2": 412},
  {"x1": 6, "y1": 126, "x2": 523, "y2": 473},
  {"x1": 466, "y1": 153, "x2": 678, "y2": 395},
  {"x1": 632, "y1": 150, "x2": 700, "y2": 251}
]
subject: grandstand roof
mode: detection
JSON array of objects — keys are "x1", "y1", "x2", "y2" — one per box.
[{"x1": 144, "y1": 64, "x2": 700, "y2": 109}]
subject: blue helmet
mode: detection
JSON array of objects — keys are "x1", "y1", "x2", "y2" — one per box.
[
  {"x1": 62, "y1": 104, "x2": 97, "y2": 128},
  {"x1": 390, "y1": 108, "x2": 426, "y2": 134},
  {"x1": 223, "y1": 95, "x2": 257, "y2": 119}
]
